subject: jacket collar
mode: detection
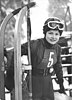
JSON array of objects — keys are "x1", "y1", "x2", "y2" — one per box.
[{"x1": 43, "y1": 37, "x2": 55, "y2": 48}]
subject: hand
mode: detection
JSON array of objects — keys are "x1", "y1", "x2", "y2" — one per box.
[{"x1": 59, "y1": 85, "x2": 66, "y2": 95}]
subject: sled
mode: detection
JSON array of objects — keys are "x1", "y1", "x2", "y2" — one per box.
[
  {"x1": 0, "y1": 6, "x2": 27, "y2": 100},
  {"x1": 0, "y1": 1, "x2": 35, "y2": 99}
]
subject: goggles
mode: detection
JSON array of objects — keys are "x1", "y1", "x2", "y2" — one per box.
[{"x1": 47, "y1": 21, "x2": 64, "y2": 30}]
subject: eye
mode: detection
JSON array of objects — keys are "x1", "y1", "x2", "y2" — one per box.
[
  {"x1": 55, "y1": 33, "x2": 59, "y2": 36},
  {"x1": 48, "y1": 32, "x2": 53, "y2": 35}
]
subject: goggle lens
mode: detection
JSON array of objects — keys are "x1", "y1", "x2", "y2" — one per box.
[{"x1": 48, "y1": 21, "x2": 64, "y2": 30}]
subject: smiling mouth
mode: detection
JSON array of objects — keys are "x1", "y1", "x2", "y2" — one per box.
[{"x1": 50, "y1": 39, "x2": 57, "y2": 42}]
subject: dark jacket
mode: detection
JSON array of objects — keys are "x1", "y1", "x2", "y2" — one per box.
[{"x1": 5, "y1": 38, "x2": 63, "y2": 91}]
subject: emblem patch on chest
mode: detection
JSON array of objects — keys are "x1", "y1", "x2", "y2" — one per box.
[{"x1": 43, "y1": 49, "x2": 57, "y2": 68}]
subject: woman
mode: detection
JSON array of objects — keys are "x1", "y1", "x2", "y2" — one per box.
[{"x1": 5, "y1": 17, "x2": 66, "y2": 100}]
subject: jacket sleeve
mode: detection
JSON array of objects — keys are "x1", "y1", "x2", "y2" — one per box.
[
  {"x1": 4, "y1": 42, "x2": 28, "y2": 91},
  {"x1": 4, "y1": 40, "x2": 36, "y2": 91},
  {"x1": 53, "y1": 45, "x2": 63, "y2": 85},
  {"x1": 21, "y1": 40, "x2": 37, "y2": 56},
  {"x1": 53, "y1": 45, "x2": 66, "y2": 94}
]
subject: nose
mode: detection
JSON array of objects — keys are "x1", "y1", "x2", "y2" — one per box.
[{"x1": 52, "y1": 34, "x2": 56, "y2": 39}]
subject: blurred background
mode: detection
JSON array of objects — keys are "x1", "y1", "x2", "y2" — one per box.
[
  {"x1": 0, "y1": 0, "x2": 72, "y2": 100},
  {"x1": 0, "y1": 0, "x2": 72, "y2": 47}
]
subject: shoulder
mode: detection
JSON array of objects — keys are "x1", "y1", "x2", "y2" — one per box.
[
  {"x1": 28, "y1": 38, "x2": 43, "y2": 53},
  {"x1": 54, "y1": 43, "x2": 61, "y2": 54},
  {"x1": 55, "y1": 43, "x2": 61, "y2": 50},
  {"x1": 21, "y1": 38, "x2": 43, "y2": 49},
  {"x1": 31, "y1": 38, "x2": 43, "y2": 47}
]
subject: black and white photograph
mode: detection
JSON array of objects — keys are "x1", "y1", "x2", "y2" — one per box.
[{"x1": 0, "y1": 0, "x2": 72, "y2": 100}]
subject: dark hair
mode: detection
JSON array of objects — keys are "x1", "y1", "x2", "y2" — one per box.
[{"x1": 43, "y1": 17, "x2": 63, "y2": 36}]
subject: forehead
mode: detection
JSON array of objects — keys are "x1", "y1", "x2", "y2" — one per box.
[{"x1": 47, "y1": 30, "x2": 60, "y2": 34}]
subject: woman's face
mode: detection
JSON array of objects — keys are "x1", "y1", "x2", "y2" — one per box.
[{"x1": 46, "y1": 30, "x2": 60, "y2": 45}]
